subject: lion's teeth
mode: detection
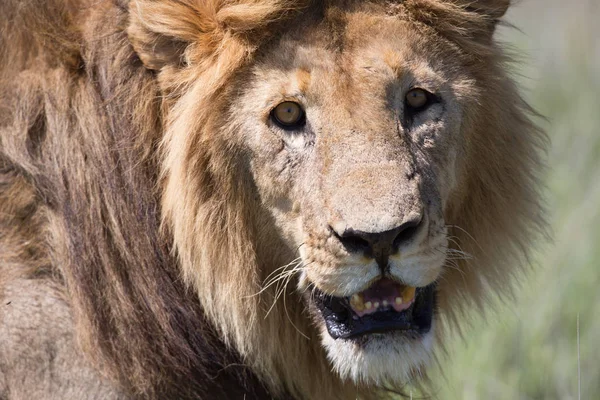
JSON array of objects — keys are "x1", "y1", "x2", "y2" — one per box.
[
  {"x1": 402, "y1": 286, "x2": 416, "y2": 302},
  {"x1": 349, "y1": 293, "x2": 365, "y2": 311},
  {"x1": 348, "y1": 284, "x2": 417, "y2": 317}
]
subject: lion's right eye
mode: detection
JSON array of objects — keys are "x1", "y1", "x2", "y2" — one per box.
[{"x1": 270, "y1": 101, "x2": 306, "y2": 130}]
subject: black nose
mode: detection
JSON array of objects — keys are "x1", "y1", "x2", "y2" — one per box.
[{"x1": 331, "y1": 216, "x2": 423, "y2": 268}]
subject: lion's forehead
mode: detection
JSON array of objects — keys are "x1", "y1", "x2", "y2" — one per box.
[{"x1": 250, "y1": 17, "x2": 466, "y2": 110}]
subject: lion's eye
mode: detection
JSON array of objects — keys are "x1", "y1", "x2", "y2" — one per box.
[
  {"x1": 405, "y1": 88, "x2": 432, "y2": 111},
  {"x1": 271, "y1": 101, "x2": 305, "y2": 130}
]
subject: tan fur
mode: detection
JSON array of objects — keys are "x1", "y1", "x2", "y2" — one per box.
[{"x1": 0, "y1": 0, "x2": 546, "y2": 399}]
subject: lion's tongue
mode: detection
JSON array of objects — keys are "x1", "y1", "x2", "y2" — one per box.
[{"x1": 348, "y1": 279, "x2": 416, "y2": 318}]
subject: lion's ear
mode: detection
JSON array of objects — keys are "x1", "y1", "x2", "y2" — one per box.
[
  {"x1": 127, "y1": 1, "x2": 201, "y2": 71},
  {"x1": 127, "y1": 0, "x2": 302, "y2": 72},
  {"x1": 407, "y1": 0, "x2": 510, "y2": 46},
  {"x1": 458, "y1": 0, "x2": 510, "y2": 35}
]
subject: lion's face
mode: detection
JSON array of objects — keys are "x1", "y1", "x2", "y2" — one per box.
[
  {"x1": 132, "y1": 0, "x2": 542, "y2": 395},
  {"x1": 232, "y1": 11, "x2": 471, "y2": 383}
]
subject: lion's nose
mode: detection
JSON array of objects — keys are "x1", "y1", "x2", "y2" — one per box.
[{"x1": 330, "y1": 215, "x2": 423, "y2": 268}]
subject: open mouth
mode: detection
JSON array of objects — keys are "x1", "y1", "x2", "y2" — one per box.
[{"x1": 314, "y1": 278, "x2": 435, "y2": 340}]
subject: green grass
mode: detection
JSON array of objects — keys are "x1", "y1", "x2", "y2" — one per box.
[{"x1": 426, "y1": 1, "x2": 600, "y2": 399}]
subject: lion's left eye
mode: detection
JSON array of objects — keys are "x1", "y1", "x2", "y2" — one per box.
[
  {"x1": 405, "y1": 88, "x2": 435, "y2": 112},
  {"x1": 270, "y1": 101, "x2": 306, "y2": 130}
]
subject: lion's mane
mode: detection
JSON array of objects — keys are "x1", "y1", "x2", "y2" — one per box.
[{"x1": 0, "y1": 0, "x2": 546, "y2": 399}]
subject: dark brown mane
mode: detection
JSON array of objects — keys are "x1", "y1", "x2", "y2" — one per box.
[{"x1": 0, "y1": 1, "x2": 278, "y2": 398}]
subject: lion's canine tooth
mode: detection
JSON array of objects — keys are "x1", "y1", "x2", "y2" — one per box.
[
  {"x1": 395, "y1": 297, "x2": 403, "y2": 305},
  {"x1": 350, "y1": 294, "x2": 365, "y2": 311},
  {"x1": 365, "y1": 301, "x2": 372, "y2": 310},
  {"x1": 402, "y1": 286, "x2": 416, "y2": 302}
]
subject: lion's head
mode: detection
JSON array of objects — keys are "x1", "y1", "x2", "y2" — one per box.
[
  {"x1": 124, "y1": 0, "x2": 546, "y2": 397},
  {"x1": 122, "y1": 0, "x2": 548, "y2": 397},
  {"x1": 0, "y1": 0, "x2": 546, "y2": 398}
]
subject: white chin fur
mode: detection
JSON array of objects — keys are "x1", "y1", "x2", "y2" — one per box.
[{"x1": 321, "y1": 321, "x2": 435, "y2": 386}]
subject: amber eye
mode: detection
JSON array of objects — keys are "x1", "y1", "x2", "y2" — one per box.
[
  {"x1": 405, "y1": 88, "x2": 430, "y2": 111},
  {"x1": 271, "y1": 101, "x2": 305, "y2": 129}
]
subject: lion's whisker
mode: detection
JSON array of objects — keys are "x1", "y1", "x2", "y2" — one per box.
[
  {"x1": 246, "y1": 262, "x2": 303, "y2": 299},
  {"x1": 283, "y1": 275, "x2": 311, "y2": 340},
  {"x1": 445, "y1": 235, "x2": 475, "y2": 261},
  {"x1": 262, "y1": 257, "x2": 302, "y2": 283},
  {"x1": 445, "y1": 235, "x2": 469, "y2": 254},
  {"x1": 264, "y1": 261, "x2": 306, "y2": 318},
  {"x1": 443, "y1": 260, "x2": 468, "y2": 284},
  {"x1": 262, "y1": 264, "x2": 301, "y2": 289},
  {"x1": 446, "y1": 224, "x2": 488, "y2": 258},
  {"x1": 255, "y1": 266, "x2": 302, "y2": 298}
]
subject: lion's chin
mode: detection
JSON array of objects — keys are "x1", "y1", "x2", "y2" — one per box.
[
  {"x1": 321, "y1": 325, "x2": 436, "y2": 386},
  {"x1": 309, "y1": 279, "x2": 437, "y2": 385}
]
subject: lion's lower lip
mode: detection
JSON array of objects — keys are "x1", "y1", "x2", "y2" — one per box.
[{"x1": 313, "y1": 281, "x2": 436, "y2": 340}]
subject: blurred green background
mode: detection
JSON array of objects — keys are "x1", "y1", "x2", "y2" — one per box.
[{"x1": 427, "y1": 1, "x2": 600, "y2": 399}]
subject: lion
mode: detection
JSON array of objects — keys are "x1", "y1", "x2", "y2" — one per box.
[{"x1": 0, "y1": 0, "x2": 546, "y2": 398}]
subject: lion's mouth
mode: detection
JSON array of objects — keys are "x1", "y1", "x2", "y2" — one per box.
[{"x1": 314, "y1": 278, "x2": 435, "y2": 340}]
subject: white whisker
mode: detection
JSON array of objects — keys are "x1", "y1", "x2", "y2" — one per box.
[{"x1": 283, "y1": 276, "x2": 311, "y2": 340}]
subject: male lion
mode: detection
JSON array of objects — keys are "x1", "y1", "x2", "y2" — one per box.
[{"x1": 0, "y1": 0, "x2": 545, "y2": 399}]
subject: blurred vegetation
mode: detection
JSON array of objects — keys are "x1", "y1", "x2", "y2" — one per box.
[{"x1": 424, "y1": 1, "x2": 600, "y2": 399}]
